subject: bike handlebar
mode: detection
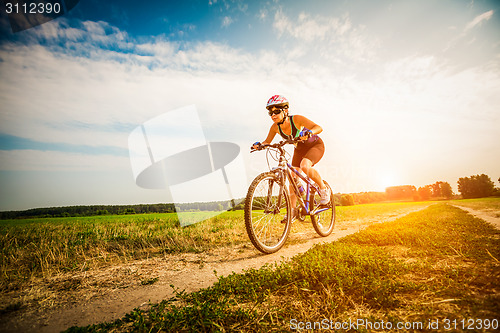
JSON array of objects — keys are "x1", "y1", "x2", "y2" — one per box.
[{"x1": 250, "y1": 137, "x2": 302, "y2": 153}]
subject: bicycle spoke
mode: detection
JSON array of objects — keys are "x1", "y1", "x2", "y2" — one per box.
[
  {"x1": 310, "y1": 181, "x2": 335, "y2": 237},
  {"x1": 245, "y1": 139, "x2": 334, "y2": 252},
  {"x1": 245, "y1": 172, "x2": 291, "y2": 253}
]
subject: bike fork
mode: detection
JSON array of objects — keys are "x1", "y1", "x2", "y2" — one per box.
[{"x1": 265, "y1": 176, "x2": 285, "y2": 215}]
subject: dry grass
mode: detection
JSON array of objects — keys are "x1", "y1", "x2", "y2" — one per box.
[
  {"x1": 0, "y1": 202, "x2": 431, "y2": 296},
  {"x1": 0, "y1": 211, "x2": 246, "y2": 290},
  {"x1": 70, "y1": 203, "x2": 499, "y2": 332},
  {"x1": 451, "y1": 197, "x2": 500, "y2": 216},
  {"x1": 1, "y1": 200, "x2": 489, "y2": 329}
]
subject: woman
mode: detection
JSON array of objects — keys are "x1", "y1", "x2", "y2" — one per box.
[{"x1": 252, "y1": 95, "x2": 329, "y2": 220}]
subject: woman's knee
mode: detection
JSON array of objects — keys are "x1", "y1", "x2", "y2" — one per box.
[{"x1": 300, "y1": 159, "x2": 313, "y2": 173}]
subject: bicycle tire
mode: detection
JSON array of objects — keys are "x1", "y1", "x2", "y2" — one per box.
[
  {"x1": 244, "y1": 172, "x2": 291, "y2": 254},
  {"x1": 310, "y1": 180, "x2": 335, "y2": 237}
]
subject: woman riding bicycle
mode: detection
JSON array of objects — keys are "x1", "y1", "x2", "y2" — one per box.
[{"x1": 252, "y1": 95, "x2": 330, "y2": 220}]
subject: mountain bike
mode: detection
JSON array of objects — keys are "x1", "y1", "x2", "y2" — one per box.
[{"x1": 245, "y1": 138, "x2": 335, "y2": 254}]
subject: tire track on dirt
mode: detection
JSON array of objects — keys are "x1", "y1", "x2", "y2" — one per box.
[
  {"x1": 450, "y1": 204, "x2": 500, "y2": 230},
  {"x1": 1, "y1": 205, "x2": 432, "y2": 333}
]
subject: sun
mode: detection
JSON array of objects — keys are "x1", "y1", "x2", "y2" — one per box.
[{"x1": 377, "y1": 171, "x2": 398, "y2": 191}]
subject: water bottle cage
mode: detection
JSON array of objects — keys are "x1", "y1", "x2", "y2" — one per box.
[{"x1": 298, "y1": 184, "x2": 305, "y2": 195}]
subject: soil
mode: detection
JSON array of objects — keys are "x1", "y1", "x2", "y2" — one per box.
[
  {"x1": 1, "y1": 203, "x2": 498, "y2": 333},
  {"x1": 450, "y1": 204, "x2": 500, "y2": 230}
]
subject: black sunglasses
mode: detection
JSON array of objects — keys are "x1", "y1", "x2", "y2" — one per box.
[{"x1": 268, "y1": 107, "x2": 287, "y2": 116}]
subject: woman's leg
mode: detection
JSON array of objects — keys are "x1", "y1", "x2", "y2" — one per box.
[
  {"x1": 289, "y1": 182, "x2": 297, "y2": 208},
  {"x1": 281, "y1": 172, "x2": 298, "y2": 223},
  {"x1": 300, "y1": 158, "x2": 330, "y2": 204},
  {"x1": 299, "y1": 158, "x2": 325, "y2": 189},
  {"x1": 289, "y1": 168, "x2": 301, "y2": 208}
]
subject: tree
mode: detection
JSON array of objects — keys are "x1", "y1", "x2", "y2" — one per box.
[
  {"x1": 340, "y1": 194, "x2": 355, "y2": 206},
  {"x1": 457, "y1": 174, "x2": 495, "y2": 199},
  {"x1": 431, "y1": 181, "x2": 453, "y2": 199},
  {"x1": 386, "y1": 185, "x2": 417, "y2": 201},
  {"x1": 418, "y1": 185, "x2": 432, "y2": 201},
  {"x1": 440, "y1": 182, "x2": 453, "y2": 199},
  {"x1": 352, "y1": 192, "x2": 386, "y2": 204}
]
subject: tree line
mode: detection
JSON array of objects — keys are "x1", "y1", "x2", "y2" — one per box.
[
  {"x1": 457, "y1": 174, "x2": 498, "y2": 199},
  {"x1": 383, "y1": 174, "x2": 499, "y2": 202},
  {"x1": 0, "y1": 201, "x2": 235, "y2": 220},
  {"x1": 1, "y1": 174, "x2": 497, "y2": 219},
  {"x1": 338, "y1": 173, "x2": 498, "y2": 206}
]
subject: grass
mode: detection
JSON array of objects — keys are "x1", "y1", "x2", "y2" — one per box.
[
  {"x1": 451, "y1": 197, "x2": 500, "y2": 216},
  {"x1": 0, "y1": 201, "x2": 431, "y2": 295},
  {"x1": 0, "y1": 211, "x2": 246, "y2": 293},
  {"x1": 63, "y1": 203, "x2": 500, "y2": 332},
  {"x1": 334, "y1": 200, "x2": 433, "y2": 228}
]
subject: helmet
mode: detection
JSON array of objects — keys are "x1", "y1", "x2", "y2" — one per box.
[{"x1": 266, "y1": 95, "x2": 289, "y2": 110}]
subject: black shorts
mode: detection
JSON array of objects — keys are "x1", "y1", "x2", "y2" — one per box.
[{"x1": 291, "y1": 136, "x2": 325, "y2": 168}]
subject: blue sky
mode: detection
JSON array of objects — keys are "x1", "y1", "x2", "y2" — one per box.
[{"x1": 0, "y1": 0, "x2": 499, "y2": 210}]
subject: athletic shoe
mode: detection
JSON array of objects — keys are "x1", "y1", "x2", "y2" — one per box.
[{"x1": 320, "y1": 187, "x2": 330, "y2": 205}]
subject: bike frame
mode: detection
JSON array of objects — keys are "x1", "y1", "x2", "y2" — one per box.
[
  {"x1": 247, "y1": 138, "x2": 335, "y2": 254},
  {"x1": 273, "y1": 143, "x2": 330, "y2": 216}
]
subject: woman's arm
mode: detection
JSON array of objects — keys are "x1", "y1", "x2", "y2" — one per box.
[
  {"x1": 261, "y1": 124, "x2": 278, "y2": 144},
  {"x1": 294, "y1": 115, "x2": 323, "y2": 135},
  {"x1": 253, "y1": 124, "x2": 278, "y2": 149}
]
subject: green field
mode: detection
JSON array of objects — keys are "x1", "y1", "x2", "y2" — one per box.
[
  {"x1": 61, "y1": 200, "x2": 498, "y2": 332},
  {"x1": 1, "y1": 199, "x2": 499, "y2": 332},
  {"x1": 0, "y1": 200, "x2": 433, "y2": 294},
  {"x1": 451, "y1": 197, "x2": 500, "y2": 216},
  {"x1": 0, "y1": 211, "x2": 245, "y2": 292}
]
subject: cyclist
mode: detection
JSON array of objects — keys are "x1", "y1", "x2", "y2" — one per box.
[{"x1": 252, "y1": 95, "x2": 330, "y2": 220}]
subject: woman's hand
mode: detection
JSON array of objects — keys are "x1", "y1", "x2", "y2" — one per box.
[
  {"x1": 299, "y1": 129, "x2": 313, "y2": 140},
  {"x1": 252, "y1": 141, "x2": 262, "y2": 150}
]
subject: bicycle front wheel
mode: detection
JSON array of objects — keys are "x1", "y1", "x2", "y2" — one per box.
[
  {"x1": 310, "y1": 180, "x2": 335, "y2": 237},
  {"x1": 244, "y1": 172, "x2": 291, "y2": 254}
]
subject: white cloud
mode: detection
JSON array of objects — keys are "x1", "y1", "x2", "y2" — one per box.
[
  {"x1": 444, "y1": 10, "x2": 495, "y2": 52},
  {"x1": 0, "y1": 17, "x2": 499, "y2": 198},
  {"x1": 135, "y1": 40, "x2": 178, "y2": 57},
  {"x1": 273, "y1": 9, "x2": 353, "y2": 41},
  {"x1": 0, "y1": 22, "x2": 285, "y2": 166},
  {"x1": 258, "y1": 9, "x2": 267, "y2": 21},
  {"x1": 465, "y1": 10, "x2": 494, "y2": 31},
  {"x1": 222, "y1": 16, "x2": 233, "y2": 27},
  {"x1": 272, "y1": 9, "x2": 377, "y2": 65}
]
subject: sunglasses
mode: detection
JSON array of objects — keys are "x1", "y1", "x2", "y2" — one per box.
[{"x1": 268, "y1": 107, "x2": 286, "y2": 116}]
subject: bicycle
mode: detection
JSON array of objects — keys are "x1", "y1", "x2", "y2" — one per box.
[{"x1": 244, "y1": 138, "x2": 335, "y2": 254}]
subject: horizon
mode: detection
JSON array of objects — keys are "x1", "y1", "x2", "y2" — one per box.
[
  {"x1": 1, "y1": 0, "x2": 499, "y2": 211},
  {"x1": 2, "y1": 175, "x2": 496, "y2": 213}
]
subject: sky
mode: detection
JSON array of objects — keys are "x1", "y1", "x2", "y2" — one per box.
[{"x1": 0, "y1": 0, "x2": 499, "y2": 211}]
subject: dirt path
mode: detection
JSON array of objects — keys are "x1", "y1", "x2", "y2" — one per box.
[
  {"x1": 1, "y1": 205, "x2": 435, "y2": 333},
  {"x1": 450, "y1": 204, "x2": 500, "y2": 230}
]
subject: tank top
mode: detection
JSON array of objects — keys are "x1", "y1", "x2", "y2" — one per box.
[{"x1": 277, "y1": 115, "x2": 319, "y2": 144}]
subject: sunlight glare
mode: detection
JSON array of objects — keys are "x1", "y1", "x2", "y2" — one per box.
[{"x1": 377, "y1": 171, "x2": 398, "y2": 192}]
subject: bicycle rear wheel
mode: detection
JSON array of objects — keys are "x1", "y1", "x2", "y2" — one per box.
[
  {"x1": 244, "y1": 172, "x2": 291, "y2": 254},
  {"x1": 310, "y1": 180, "x2": 335, "y2": 237}
]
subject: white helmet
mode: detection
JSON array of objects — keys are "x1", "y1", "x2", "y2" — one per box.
[{"x1": 266, "y1": 95, "x2": 289, "y2": 110}]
